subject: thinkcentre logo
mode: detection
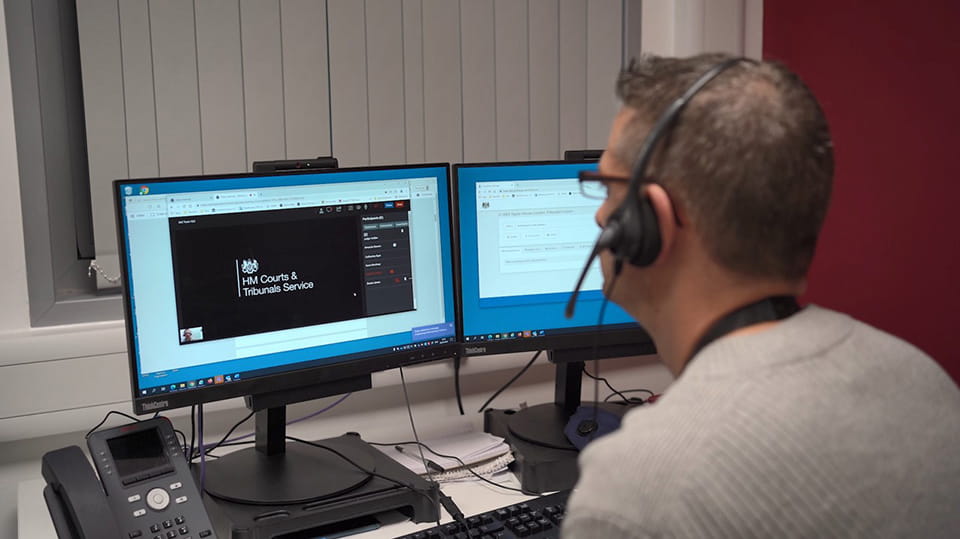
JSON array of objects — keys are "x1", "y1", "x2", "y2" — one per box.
[
  {"x1": 241, "y1": 258, "x2": 259, "y2": 274},
  {"x1": 142, "y1": 400, "x2": 169, "y2": 411}
]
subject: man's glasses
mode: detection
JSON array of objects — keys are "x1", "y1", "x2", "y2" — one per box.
[
  {"x1": 579, "y1": 170, "x2": 683, "y2": 226},
  {"x1": 578, "y1": 170, "x2": 631, "y2": 200}
]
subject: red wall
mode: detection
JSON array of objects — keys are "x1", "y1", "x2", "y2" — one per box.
[{"x1": 763, "y1": 2, "x2": 960, "y2": 382}]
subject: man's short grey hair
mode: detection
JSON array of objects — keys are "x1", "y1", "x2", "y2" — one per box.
[{"x1": 614, "y1": 53, "x2": 834, "y2": 281}]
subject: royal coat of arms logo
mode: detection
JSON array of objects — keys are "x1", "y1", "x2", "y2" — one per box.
[{"x1": 241, "y1": 258, "x2": 259, "y2": 274}]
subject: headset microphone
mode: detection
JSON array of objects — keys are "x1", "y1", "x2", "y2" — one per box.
[{"x1": 565, "y1": 223, "x2": 622, "y2": 318}]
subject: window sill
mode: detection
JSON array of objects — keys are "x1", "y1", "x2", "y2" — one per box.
[
  {"x1": 32, "y1": 290, "x2": 123, "y2": 328},
  {"x1": 0, "y1": 315, "x2": 126, "y2": 368}
]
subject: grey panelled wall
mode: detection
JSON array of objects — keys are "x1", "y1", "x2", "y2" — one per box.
[{"x1": 77, "y1": 0, "x2": 624, "y2": 264}]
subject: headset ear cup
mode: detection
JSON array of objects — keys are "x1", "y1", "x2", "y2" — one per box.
[{"x1": 630, "y1": 195, "x2": 662, "y2": 267}]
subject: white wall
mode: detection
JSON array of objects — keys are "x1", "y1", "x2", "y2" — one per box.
[{"x1": 642, "y1": 0, "x2": 763, "y2": 58}]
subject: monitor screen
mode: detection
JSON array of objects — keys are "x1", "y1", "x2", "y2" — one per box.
[
  {"x1": 454, "y1": 161, "x2": 652, "y2": 356},
  {"x1": 115, "y1": 164, "x2": 457, "y2": 413}
]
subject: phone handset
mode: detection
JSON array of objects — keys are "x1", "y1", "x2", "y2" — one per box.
[
  {"x1": 41, "y1": 416, "x2": 217, "y2": 539},
  {"x1": 41, "y1": 445, "x2": 123, "y2": 538}
]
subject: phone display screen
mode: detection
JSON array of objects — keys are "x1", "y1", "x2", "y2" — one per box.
[{"x1": 106, "y1": 428, "x2": 170, "y2": 480}]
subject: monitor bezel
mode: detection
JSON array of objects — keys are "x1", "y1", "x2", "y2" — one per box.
[
  {"x1": 452, "y1": 160, "x2": 655, "y2": 358},
  {"x1": 114, "y1": 163, "x2": 459, "y2": 414}
]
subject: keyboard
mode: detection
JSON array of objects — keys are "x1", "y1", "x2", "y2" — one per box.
[{"x1": 394, "y1": 490, "x2": 569, "y2": 539}]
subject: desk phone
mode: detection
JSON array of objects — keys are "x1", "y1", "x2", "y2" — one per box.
[{"x1": 42, "y1": 417, "x2": 216, "y2": 539}]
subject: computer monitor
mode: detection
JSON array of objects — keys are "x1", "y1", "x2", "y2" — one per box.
[
  {"x1": 453, "y1": 160, "x2": 655, "y2": 493},
  {"x1": 114, "y1": 163, "x2": 456, "y2": 510},
  {"x1": 454, "y1": 160, "x2": 653, "y2": 359}
]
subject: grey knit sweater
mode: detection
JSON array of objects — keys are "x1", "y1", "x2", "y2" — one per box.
[{"x1": 563, "y1": 306, "x2": 960, "y2": 538}]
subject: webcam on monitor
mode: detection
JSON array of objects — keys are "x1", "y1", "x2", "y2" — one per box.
[
  {"x1": 563, "y1": 149, "x2": 603, "y2": 162},
  {"x1": 252, "y1": 156, "x2": 339, "y2": 173}
]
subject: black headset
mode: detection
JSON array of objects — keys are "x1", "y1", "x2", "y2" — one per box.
[
  {"x1": 565, "y1": 57, "x2": 754, "y2": 318},
  {"x1": 598, "y1": 57, "x2": 753, "y2": 268}
]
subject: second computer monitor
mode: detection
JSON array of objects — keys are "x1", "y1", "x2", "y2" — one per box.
[{"x1": 454, "y1": 161, "x2": 653, "y2": 357}]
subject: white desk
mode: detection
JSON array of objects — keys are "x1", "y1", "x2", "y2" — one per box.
[{"x1": 19, "y1": 472, "x2": 541, "y2": 538}]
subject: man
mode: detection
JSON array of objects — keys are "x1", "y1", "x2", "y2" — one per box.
[{"x1": 562, "y1": 53, "x2": 960, "y2": 537}]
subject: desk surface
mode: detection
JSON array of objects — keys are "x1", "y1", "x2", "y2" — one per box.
[{"x1": 19, "y1": 473, "x2": 541, "y2": 538}]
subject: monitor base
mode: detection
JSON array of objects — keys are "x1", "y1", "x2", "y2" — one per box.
[
  {"x1": 485, "y1": 405, "x2": 579, "y2": 494},
  {"x1": 203, "y1": 435, "x2": 376, "y2": 504},
  {"x1": 484, "y1": 403, "x2": 634, "y2": 494},
  {"x1": 198, "y1": 434, "x2": 439, "y2": 539}
]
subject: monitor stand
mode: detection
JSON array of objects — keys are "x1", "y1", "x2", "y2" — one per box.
[
  {"x1": 197, "y1": 375, "x2": 439, "y2": 538},
  {"x1": 484, "y1": 343, "x2": 653, "y2": 494},
  {"x1": 202, "y1": 407, "x2": 375, "y2": 504}
]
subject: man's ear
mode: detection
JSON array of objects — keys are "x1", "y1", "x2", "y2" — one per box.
[{"x1": 644, "y1": 183, "x2": 678, "y2": 264}]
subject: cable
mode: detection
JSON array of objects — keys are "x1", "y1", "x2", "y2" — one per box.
[
  {"x1": 85, "y1": 410, "x2": 141, "y2": 438},
  {"x1": 203, "y1": 440, "x2": 255, "y2": 451},
  {"x1": 438, "y1": 492, "x2": 468, "y2": 531},
  {"x1": 286, "y1": 392, "x2": 352, "y2": 426},
  {"x1": 369, "y1": 440, "x2": 525, "y2": 494},
  {"x1": 188, "y1": 405, "x2": 197, "y2": 462},
  {"x1": 582, "y1": 366, "x2": 653, "y2": 404},
  {"x1": 399, "y1": 365, "x2": 467, "y2": 529},
  {"x1": 192, "y1": 440, "x2": 258, "y2": 460},
  {"x1": 192, "y1": 393, "x2": 352, "y2": 458},
  {"x1": 453, "y1": 356, "x2": 465, "y2": 415},
  {"x1": 588, "y1": 269, "x2": 622, "y2": 426},
  {"x1": 476, "y1": 350, "x2": 543, "y2": 413},
  {"x1": 397, "y1": 366, "x2": 446, "y2": 521},
  {"x1": 175, "y1": 428, "x2": 187, "y2": 455},
  {"x1": 287, "y1": 436, "x2": 441, "y2": 527},
  {"x1": 199, "y1": 411, "x2": 254, "y2": 458},
  {"x1": 584, "y1": 266, "x2": 650, "y2": 408},
  {"x1": 603, "y1": 388, "x2": 655, "y2": 404},
  {"x1": 398, "y1": 366, "x2": 430, "y2": 478},
  {"x1": 198, "y1": 403, "x2": 206, "y2": 490}
]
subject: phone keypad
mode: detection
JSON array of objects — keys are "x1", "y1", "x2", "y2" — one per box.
[
  {"x1": 138, "y1": 515, "x2": 206, "y2": 539},
  {"x1": 124, "y1": 487, "x2": 212, "y2": 539}
]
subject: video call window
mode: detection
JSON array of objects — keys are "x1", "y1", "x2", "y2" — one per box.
[{"x1": 169, "y1": 201, "x2": 415, "y2": 344}]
